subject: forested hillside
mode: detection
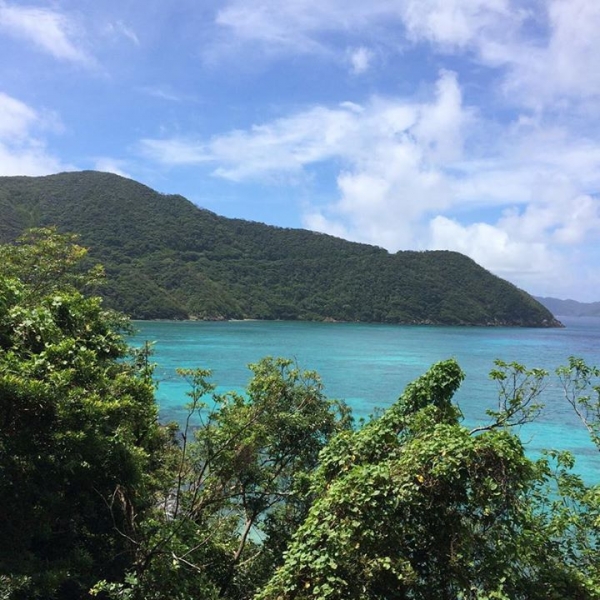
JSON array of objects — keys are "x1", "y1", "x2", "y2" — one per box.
[{"x1": 0, "y1": 171, "x2": 559, "y2": 326}]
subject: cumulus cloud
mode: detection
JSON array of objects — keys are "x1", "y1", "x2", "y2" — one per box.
[
  {"x1": 429, "y1": 216, "x2": 557, "y2": 277},
  {"x1": 426, "y1": 117, "x2": 600, "y2": 288},
  {"x1": 0, "y1": 92, "x2": 68, "y2": 176},
  {"x1": 140, "y1": 59, "x2": 600, "y2": 294},
  {"x1": 302, "y1": 70, "x2": 470, "y2": 249},
  {"x1": 427, "y1": 214, "x2": 592, "y2": 298},
  {"x1": 141, "y1": 70, "x2": 469, "y2": 247},
  {"x1": 427, "y1": 170, "x2": 600, "y2": 295},
  {"x1": 501, "y1": 0, "x2": 600, "y2": 107},
  {"x1": 397, "y1": 0, "x2": 600, "y2": 108},
  {"x1": 0, "y1": 1, "x2": 93, "y2": 65},
  {"x1": 210, "y1": 0, "x2": 600, "y2": 111}
]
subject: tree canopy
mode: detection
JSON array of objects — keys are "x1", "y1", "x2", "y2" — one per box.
[
  {"x1": 0, "y1": 229, "x2": 164, "y2": 598},
  {"x1": 0, "y1": 229, "x2": 598, "y2": 600},
  {"x1": 257, "y1": 359, "x2": 597, "y2": 600}
]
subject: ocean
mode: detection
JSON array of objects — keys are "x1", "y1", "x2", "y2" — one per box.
[{"x1": 132, "y1": 317, "x2": 600, "y2": 481}]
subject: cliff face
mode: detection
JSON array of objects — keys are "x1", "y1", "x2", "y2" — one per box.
[{"x1": 0, "y1": 170, "x2": 560, "y2": 326}]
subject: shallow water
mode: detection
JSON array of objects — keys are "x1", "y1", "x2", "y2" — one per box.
[{"x1": 131, "y1": 316, "x2": 600, "y2": 481}]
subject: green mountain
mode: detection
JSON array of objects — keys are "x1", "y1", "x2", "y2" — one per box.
[{"x1": 0, "y1": 171, "x2": 560, "y2": 326}]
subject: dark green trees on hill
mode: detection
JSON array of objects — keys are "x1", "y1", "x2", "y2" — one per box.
[
  {"x1": 0, "y1": 171, "x2": 559, "y2": 326},
  {"x1": 0, "y1": 230, "x2": 165, "y2": 598}
]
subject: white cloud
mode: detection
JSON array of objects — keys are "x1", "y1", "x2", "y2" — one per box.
[
  {"x1": 302, "y1": 71, "x2": 470, "y2": 249},
  {"x1": 429, "y1": 215, "x2": 557, "y2": 277},
  {"x1": 104, "y1": 20, "x2": 139, "y2": 46},
  {"x1": 209, "y1": 0, "x2": 520, "y2": 74},
  {"x1": 426, "y1": 166, "x2": 600, "y2": 296},
  {"x1": 214, "y1": 0, "x2": 376, "y2": 44},
  {"x1": 142, "y1": 70, "x2": 467, "y2": 182},
  {"x1": 400, "y1": 0, "x2": 516, "y2": 48},
  {"x1": 0, "y1": 92, "x2": 37, "y2": 138},
  {"x1": 93, "y1": 158, "x2": 131, "y2": 178},
  {"x1": 208, "y1": 0, "x2": 403, "y2": 65},
  {"x1": 0, "y1": 1, "x2": 93, "y2": 65},
  {"x1": 502, "y1": 0, "x2": 600, "y2": 107},
  {"x1": 210, "y1": 0, "x2": 600, "y2": 113},
  {"x1": 139, "y1": 138, "x2": 211, "y2": 166},
  {"x1": 211, "y1": 1, "x2": 327, "y2": 59},
  {"x1": 141, "y1": 70, "x2": 468, "y2": 247},
  {"x1": 0, "y1": 141, "x2": 65, "y2": 176},
  {"x1": 553, "y1": 195, "x2": 600, "y2": 244},
  {"x1": 397, "y1": 0, "x2": 600, "y2": 108},
  {"x1": 426, "y1": 213, "x2": 587, "y2": 299},
  {"x1": 140, "y1": 103, "x2": 359, "y2": 181},
  {"x1": 0, "y1": 92, "x2": 68, "y2": 176},
  {"x1": 212, "y1": 0, "x2": 515, "y2": 54},
  {"x1": 348, "y1": 46, "x2": 374, "y2": 74},
  {"x1": 497, "y1": 192, "x2": 600, "y2": 246}
]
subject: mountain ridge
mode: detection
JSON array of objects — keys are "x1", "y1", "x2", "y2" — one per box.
[
  {"x1": 535, "y1": 296, "x2": 600, "y2": 318},
  {"x1": 0, "y1": 170, "x2": 561, "y2": 327}
]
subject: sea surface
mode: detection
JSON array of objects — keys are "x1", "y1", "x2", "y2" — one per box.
[{"x1": 131, "y1": 317, "x2": 600, "y2": 481}]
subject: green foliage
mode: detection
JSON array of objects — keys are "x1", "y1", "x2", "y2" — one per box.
[
  {"x1": 557, "y1": 357, "x2": 600, "y2": 449},
  {"x1": 3, "y1": 226, "x2": 600, "y2": 599},
  {"x1": 0, "y1": 227, "x2": 104, "y2": 302},
  {"x1": 469, "y1": 359, "x2": 548, "y2": 434},
  {"x1": 108, "y1": 358, "x2": 351, "y2": 600},
  {"x1": 529, "y1": 449, "x2": 600, "y2": 598},
  {"x1": 0, "y1": 171, "x2": 559, "y2": 326},
  {"x1": 0, "y1": 230, "x2": 165, "y2": 599},
  {"x1": 258, "y1": 360, "x2": 597, "y2": 600}
]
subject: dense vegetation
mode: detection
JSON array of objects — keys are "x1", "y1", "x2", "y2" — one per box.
[
  {"x1": 0, "y1": 171, "x2": 559, "y2": 326},
  {"x1": 1, "y1": 230, "x2": 599, "y2": 599}
]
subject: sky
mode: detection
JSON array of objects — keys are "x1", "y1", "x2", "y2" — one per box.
[{"x1": 1, "y1": 0, "x2": 599, "y2": 301}]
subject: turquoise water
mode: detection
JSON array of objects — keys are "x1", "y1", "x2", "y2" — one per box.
[{"x1": 132, "y1": 317, "x2": 600, "y2": 481}]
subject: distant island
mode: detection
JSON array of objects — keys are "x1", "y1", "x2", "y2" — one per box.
[
  {"x1": 535, "y1": 296, "x2": 600, "y2": 318},
  {"x1": 0, "y1": 171, "x2": 560, "y2": 327}
]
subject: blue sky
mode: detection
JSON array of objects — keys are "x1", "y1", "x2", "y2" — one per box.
[{"x1": 1, "y1": 0, "x2": 599, "y2": 301}]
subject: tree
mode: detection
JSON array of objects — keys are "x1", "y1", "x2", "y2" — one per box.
[
  {"x1": 257, "y1": 359, "x2": 594, "y2": 600},
  {"x1": 531, "y1": 357, "x2": 600, "y2": 597},
  {"x1": 0, "y1": 229, "x2": 164, "y2": 599},
  {"x1": 0, "y1": 227, "x2": 104, "y2": 302},
  {"x1": 104, "y1": 358, "x2": 351, "y2": 600},
  {"x1": 558, "y1": 357, "x2": 600, "y2": 450},
  {"x1": 2, "y1": 228, "x2": 598, "y2": 599}
]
